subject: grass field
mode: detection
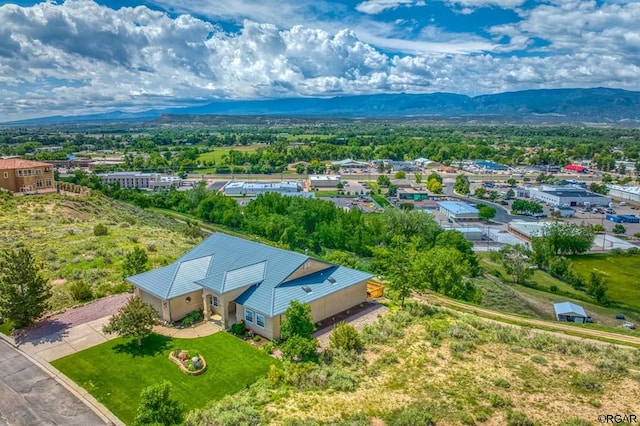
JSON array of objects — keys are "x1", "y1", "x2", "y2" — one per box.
[
  {"x1": 197, "y1": 144, "x2": 263, "y2": 164},
  {"x1": 0, "y1": 194, "x2": 198, "y2": 313},
  {"x1": 478, "y1": 253, "x2": 640, "y2": 326},
  {"x1": 570, "y1": 253, "x2": 640, "y2": 310},
  {"x1": 52, "y1": 332, "x2": 278, "y2": 424}
]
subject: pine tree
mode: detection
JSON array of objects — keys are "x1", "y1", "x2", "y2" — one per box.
[{"x1": 0, "y1": 248, "x2": 52, "y2": 329}]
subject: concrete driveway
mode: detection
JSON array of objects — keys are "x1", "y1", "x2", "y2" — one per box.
[
  {"x1": 0, "y1": 338, "x2": 109, "y2": 425},
  {"x1": 14, "y1": 294, "x2": 130, "y2": 362}
]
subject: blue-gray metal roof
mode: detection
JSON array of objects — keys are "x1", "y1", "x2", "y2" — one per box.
[
  {"x1": 128, "y1": 232, "x2": 373, "y2": 315},
  {"x1": 438, "y1": 201, "x2": 479, "y2": 215},
  {"x1": 235, "y1": 265, "x2": 374, "y2": 316},
  {"x1": 553, "y1": 302, "x2": 587, "y2": 317}
]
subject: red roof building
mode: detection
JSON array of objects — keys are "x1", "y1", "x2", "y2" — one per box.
[{"x1": 0, "y1": 158, "x2": 56, "y2": 194}]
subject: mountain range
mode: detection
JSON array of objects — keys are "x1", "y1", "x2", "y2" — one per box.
[{"x1": 6, "y1": 88, "x2": 640, "y2": 125}]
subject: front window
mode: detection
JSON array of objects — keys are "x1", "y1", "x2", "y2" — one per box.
[
  {"x1": 245, "y1": 309, "x2": 254, "y2": 323},
  {"x1": 211, "y1": 296, "x2": 218, "y2": 307},
  {"x1": 36, "y1": 180, "x2": 42, "y2": 188},
  {"x1": 256, "y1": 314, "x2": 265, "y2": 328}
]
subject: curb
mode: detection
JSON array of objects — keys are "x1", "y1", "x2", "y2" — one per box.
[{"x1": 0, "y1": 332, "x2": 124, "y2": 426}]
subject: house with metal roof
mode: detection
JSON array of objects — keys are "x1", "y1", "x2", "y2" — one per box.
[
  {"x1": 128, "y1": 233, "x2": 374, "y2": 340},
  {"x1": 553, "y1": 302, "x2": 589, "y2": 323}
]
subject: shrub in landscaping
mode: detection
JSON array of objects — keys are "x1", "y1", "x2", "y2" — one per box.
[
  {"x1": 329, "y1": 322, "x2": 363, "y2": 352},
  {"x1": 571, "y1": 372, "x2": 602, "y2": 393},
  {"x1": 69, "y1": 280, "x2": 93, "y2": 302},
  {"x1": 184, "y1": 395, "x2": 261, "y2": 426},
  {"x1": 385, "y1": 403, "x2": 436, "y2": 426},
  {"x1": 280, "y1": 335, "x2": 318, "y2": 361},
  {"x1": 181, "y1": 310, "x2": 203, "y2": 327},
  {"x1": 231, "y1": 321, "x2": 246, "y2": 335},
  {"x1": 93, "y1": 223, "x2": 108, "y2": 236},
  {"x1": 494, "y1": 378, "x2": 511, "y2": 388},
  {"x1": 506, "y1": 410, "x2": 534, "y2": 426},
  {"x1": 488, "y1": 393, "x2": 512, "y2": 408}
]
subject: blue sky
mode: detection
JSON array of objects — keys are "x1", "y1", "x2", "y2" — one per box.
[{"x1": 1, "y1": 0, "x2": 639, "y2": 120}]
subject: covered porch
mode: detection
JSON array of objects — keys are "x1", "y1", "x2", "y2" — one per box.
[{"x1": 203, "y1": 291, "x2": 238, "y2": 330}]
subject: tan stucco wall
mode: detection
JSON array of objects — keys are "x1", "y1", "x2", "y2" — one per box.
[
  {"x1": 137, "y1": 288, "x2": 163, "y2": 319},
  {"x1": 0, "y1": 166, "x2": 54, "y2": 193},
  {"x1": 204, "y1": 286, "x2": 252, "y2": 327},
  {"x1": 169, "y1": 289, "x2": 204, "y2": 321},
  {"x1": 307, "y1": 281, "x2": 367, "y2": 324},
  {"x1": 270, "y1": 280, "x2": 368, "y2": 340},
  {"x1": 282, "y1": 259, "x2": 331, "y2": 283},
  {"x1": 240, "y1": 306, "x2": 279, "y2": 340}
]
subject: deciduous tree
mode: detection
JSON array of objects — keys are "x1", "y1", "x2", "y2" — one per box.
[
  {"x1": 102, "y1": 296, "x2": 158, "y2": 347},
  {"x1": 498, "y1": 244, "x2": 533, "y2": 285}
]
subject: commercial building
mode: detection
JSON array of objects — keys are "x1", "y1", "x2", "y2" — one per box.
[
  {"x1": 223, "y1": 181, "x2": 302, "y2": 196},
  {"x1": 331, "y1": 159, "x2": 369, "y2": 170},
  {"x1": 309, "y1": 175, "x2": 342, "y2": 189},
  {"x1": 474, "y1": 160, "x2": 509, "y2": 171},
  {"x1": 507, "y1": 221, "x2": 549, "y2": 241},
  {"x1": 606, "y1": 185, "x2": 640, "y2": 203},
  {"x1": 97, "y1": 172, "x2": 181, "y2": 189},
  {"x1": 397, "y1": 187, "x2": 430, "y2": 201},
  {"x1": 0, "y1": 158, "x2": 55, "y2": 194},
  {"x1": 437, "y1": 201, "x2": 479, "y2": 221},
  {"x1": 528, "y1": 185, "x2": 611, "y2": 207}
]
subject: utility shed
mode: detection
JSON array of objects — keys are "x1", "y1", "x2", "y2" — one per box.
[{"x1": 554, "y1": 302, "x2": 588, "y2": 323}]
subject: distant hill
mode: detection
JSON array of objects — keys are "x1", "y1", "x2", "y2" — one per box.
[{"x1": 6, "y1": 88, "x2": 640, "y2": 125}]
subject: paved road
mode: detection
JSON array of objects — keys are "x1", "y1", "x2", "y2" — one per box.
[{"x1": 0, "y1": 339, "x2": 108, "y2": 425}]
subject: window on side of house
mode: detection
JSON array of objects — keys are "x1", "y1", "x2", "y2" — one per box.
[
  {"x1": 211, "y1": 296, "x2": 218, "y2": 307},
  {"x1": 36, "y1": 179, "x2": 42, "y2": 188},
  {"x1": 256, "y1": 314, "x2": 265, "y2": 328},
  {"x1": 2, "y1": 172, "x2": 7, "y2": 179},
  {"x1": 245, "y1": 309, "x2": 254, "y2": 323}
]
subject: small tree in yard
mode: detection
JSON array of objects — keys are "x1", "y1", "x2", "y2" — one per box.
[
  {"x1": 0, "y1": 248, "x2": 51, "y2": 329},
  {"x1": 103, "y1": 296, "x2": 158, "y2": 347},
  {"x1": 122, "y1": 246, "x2": 149, "y2": 278},
  {"x1": 329, "y1": 322, "x2": 363, "y2": 352},
  {"x1": 134, "y1": 381, "x2": 184, "y2": 426},
  {"x1": 281, "y1": 300, "x2": 315, "y2": 340},
  {"x1": 280, "y1": 300, "x2": 317, "y2": 361}
]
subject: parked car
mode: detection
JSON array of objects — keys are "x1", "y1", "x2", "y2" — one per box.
[
  {"x1": 615, "y1": 314, "x2": 626, "y2": 320},
  {"x1": 623, "y1": 321, "x2": 636, "y2": 330}
]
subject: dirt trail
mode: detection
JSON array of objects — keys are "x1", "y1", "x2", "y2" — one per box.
[{"x1": 417, "y1": 293, "x2": 640, "y2": 348}]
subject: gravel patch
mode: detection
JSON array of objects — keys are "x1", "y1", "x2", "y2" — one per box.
[{"x1": 313, "y1": 303, "x2": 389, "y2": 349}]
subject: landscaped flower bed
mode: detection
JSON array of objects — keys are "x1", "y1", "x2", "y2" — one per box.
[{"x1": 169, "y1": 350, "x2": 207, "y2": 376}]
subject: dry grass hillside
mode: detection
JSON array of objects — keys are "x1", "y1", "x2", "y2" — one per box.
[
  {"x1": 0, "y1": 193, "x2": 201, "y2": 312},
  {"x1": 189, "y1": 304, "x2": 640, "y2": 426}
]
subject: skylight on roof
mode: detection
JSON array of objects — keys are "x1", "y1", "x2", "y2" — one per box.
[
  {"x1": 328, "y1": 276, "x2": 336, "y2": 284},
  {"x1": 302, "y1": 285, "x2": 312, "y2": 294}
]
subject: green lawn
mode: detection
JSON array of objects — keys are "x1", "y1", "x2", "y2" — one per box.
[
  {"x1": 570, "y1": 253, "x2": 640, "y2": 310},
  {"x1": 52, "y1": 332, "x2": 278, "y2": 425},
  {"x1": 197, "y1": 144, "x2": 262, "y2": 164},
  {"x1": 370, "y1": 193, "x2": 391, "y2": 207}
]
